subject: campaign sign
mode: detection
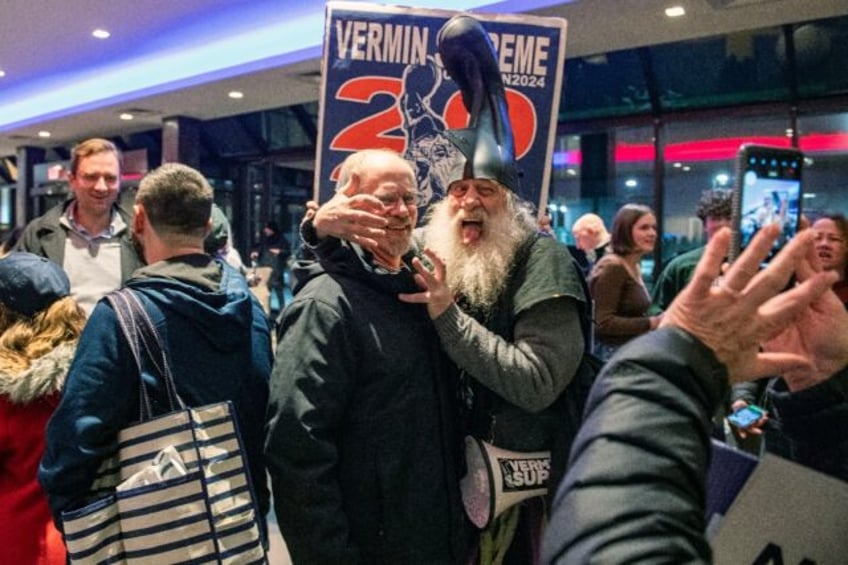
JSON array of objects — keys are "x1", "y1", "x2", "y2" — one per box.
[
  {"x1": 710, "y1": 454, "x2": 848, "y2": 564},
  {"x1": 705, "y1": 439, "x2": 758, "y2": 527},
  {"x1": 316, "y1": 1, "x2": 567, "y2": 211}
]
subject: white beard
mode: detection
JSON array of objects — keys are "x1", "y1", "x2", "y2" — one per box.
[{"x1": 424, "y1": 196, "x2": 536, "y2": 310}]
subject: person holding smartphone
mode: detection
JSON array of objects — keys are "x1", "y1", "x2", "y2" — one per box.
[
  {"x1": 542, "y1": 224, "x2": 847, "y2": 563},
  {"x1": 730, "y1": 211, "x2": 848, "y2": 459}
]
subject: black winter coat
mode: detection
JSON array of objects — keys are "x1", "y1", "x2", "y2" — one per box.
[
  {"x1": 265, "y1": 242, "x2": 466, "y2": 564},
  {"x1": 542, "y1": 328, "x2": 724, "y2": 564}
]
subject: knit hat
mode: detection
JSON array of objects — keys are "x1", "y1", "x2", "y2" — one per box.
[{"x1": 0, "y1": 252, "x2": 70, "y2": 316}]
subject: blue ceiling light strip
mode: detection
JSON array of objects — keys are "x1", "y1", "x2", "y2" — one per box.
[{"x1": 0, "y1": 0, "x2": 569, "y2": 132}]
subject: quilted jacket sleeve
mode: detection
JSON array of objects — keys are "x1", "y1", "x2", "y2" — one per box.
[{"x1": 541, "y1": 327, "x2": 728, "y2": 564}]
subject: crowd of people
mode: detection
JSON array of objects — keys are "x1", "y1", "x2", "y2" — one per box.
[
  {"x1": 2, "y1": 135, "x2": 845, "y2": 564},
  {"x1": 1, "y1": 14, "x2": 846, "y2": 565}
]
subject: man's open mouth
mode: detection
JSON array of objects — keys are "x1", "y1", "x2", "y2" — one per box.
[{"x1": 461, "y1": 219, "x2": 484, "y2": 243}]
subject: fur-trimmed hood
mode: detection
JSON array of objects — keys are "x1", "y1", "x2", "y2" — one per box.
[{"x1": 0, "y1": 342, "x2": 76, "y2": 404}]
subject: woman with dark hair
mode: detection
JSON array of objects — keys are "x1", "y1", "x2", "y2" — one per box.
[
  {"x1": 811, "y1": 212, "x2": 847, "y2": 307},
  {"x1": 588, "y1": 204, "x2": 662, "y2": 359},
  {"x1": 0, "y1": 253, "x2": 86, "y2": 564}
]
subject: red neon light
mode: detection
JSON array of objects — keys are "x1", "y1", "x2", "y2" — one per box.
[
  {"x1": 664, "y1": 136, "x2": 791, "y2": 161},
  {"x1": 799, "y1": 132, "x2": 848, "y2": 153},
  {"x1": 558, "y1": 133, "x2": 848, "y2": 166},
  {"x1": 616, "y1": 144, "x2": 655, "y2": 162}
]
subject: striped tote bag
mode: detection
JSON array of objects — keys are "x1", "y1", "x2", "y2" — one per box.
[{"x1": 60, "y1": 289, "x2": 266, "y2": 564}]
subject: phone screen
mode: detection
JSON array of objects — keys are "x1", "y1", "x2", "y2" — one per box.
[
  {"x1": 732, "y1": 145, "x2": 803, "y2": 263},
  {"x1": 728, "y1": 405, "x2": 764, "y2": 428}
]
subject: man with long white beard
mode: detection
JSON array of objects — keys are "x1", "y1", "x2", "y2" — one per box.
[
  {"x1": 421, "y1": 178, "x2": 535, "y2": 310},
  {"x1": 412, "y1": 175, "x2": 589, "y2": 564}
]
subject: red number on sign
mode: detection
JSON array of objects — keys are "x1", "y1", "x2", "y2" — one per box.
[{"x1": 331, "y1": 77, "x2": 405, "y2": 154}]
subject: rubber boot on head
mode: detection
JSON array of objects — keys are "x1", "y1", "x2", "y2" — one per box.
[{"x1": 437, "y1": 15, "x2": 519, "y2": 192}]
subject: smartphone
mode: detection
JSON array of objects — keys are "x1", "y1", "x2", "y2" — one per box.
[
  {"x1": 727, "y1": 404, "x2": 765, "y2": 429},
  {"x1": 730, "y1": 144, "x2": 803, "y2": 263}
]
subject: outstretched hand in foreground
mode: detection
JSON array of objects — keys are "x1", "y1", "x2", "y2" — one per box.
[
  {"x1": 761, "y1": 245, "x2": 848, "y2": 391},
  {"x1": 660, "y1": 224, "x2": 842, "y2": 385}
]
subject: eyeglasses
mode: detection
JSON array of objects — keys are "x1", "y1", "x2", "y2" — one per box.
[
  {"x1": 447, "y1": 180, "x2": 500, "y2": 199},
  {"x1": 76, "y1": 172, "x2": 120, "y2": 186},
  {"x1": 375, "y1": 191, "x2": 422, "y2": 209}
]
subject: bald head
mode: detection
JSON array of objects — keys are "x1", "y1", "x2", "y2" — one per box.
[
  {"x1": 572, "y1": 213, "x2": 610, "y2": 251},
  {"x1": 336, "y1": 149, "x2": 416, "y2": 195}
]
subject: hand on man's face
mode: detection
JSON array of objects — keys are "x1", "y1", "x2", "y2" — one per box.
[
  {"x1": 312, "y1": 188, "x2": 388, "y2": 251},
  {"x1": 661, "y1": 225, "x2": 839, "y2": 384}
]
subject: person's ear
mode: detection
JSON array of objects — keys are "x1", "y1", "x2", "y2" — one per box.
[
  {"x1": 132, "y1": 203, "x2": 146, "y2": 235},
  {"x1": 341, "y1": 173, "x2": 361, "y2": 197}
]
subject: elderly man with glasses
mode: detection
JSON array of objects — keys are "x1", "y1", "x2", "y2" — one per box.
[{"x1": 266, "y1": 148, "x2": 467, "y2": 564}]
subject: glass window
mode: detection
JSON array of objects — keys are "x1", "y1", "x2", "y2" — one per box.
[
  {"x1": 265, "y1": 103, "x2": 319, "y2": 150},
  {"x1": 652, "y1": 27, "x2": 790, "y2": 110},
  {"x1": 797, "y1": 112, "x2": 848, "y2": 217},
  {"x1": 795, "y1": 16, "x2": 848, "y2": 99},
  {"x1": 548, "y1": 126, "x2": 656, "y2": 278},
  {"x1": 271, "y1": 165, "x2": 313, "y2": 252},
  {"x1": 247, "y1": 163, "x2": 268, "y2": 246},
  {"x1": 561, "y1": 50, "x2": 650, "y2": 121},
  {"x1": 547, "y1": 134, "x2": 581, "y2": 244}
]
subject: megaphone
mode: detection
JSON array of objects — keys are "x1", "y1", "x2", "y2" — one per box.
[{"x1": 460, "y1": 436, "x2": 550, "y2": 529}]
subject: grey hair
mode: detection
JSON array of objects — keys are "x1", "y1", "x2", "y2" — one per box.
[{"x1": 335, "y1": 149, "x2": 416, "y2": 193}]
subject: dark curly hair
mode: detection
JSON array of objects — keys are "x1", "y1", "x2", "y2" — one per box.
[{"x1": 695, "y1": 189, "x2": 732, "y2": 223}]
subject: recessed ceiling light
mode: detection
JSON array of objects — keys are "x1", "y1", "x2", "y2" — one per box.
[
  {"x1": 673, "y1": 162, "x2": 683, "y2": 168},
  {"x1": 38, "y1": 130, "x2": 51, "y2": 138},
  {"x1": 119, "y1": 113, "x2": 134, "y2": 120},
  {"x1": 0, "y1": 70, "x2": 5, "y2": 78},
  {"x1": 92, "y1": 29, "x2": 111, "y2": 39},
  {"x1": 228, "y1": 91, "x2": 244, "y2": 99},
  {"x1": 665, "y1": 6, "x2": 685, "y2": 18}
]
